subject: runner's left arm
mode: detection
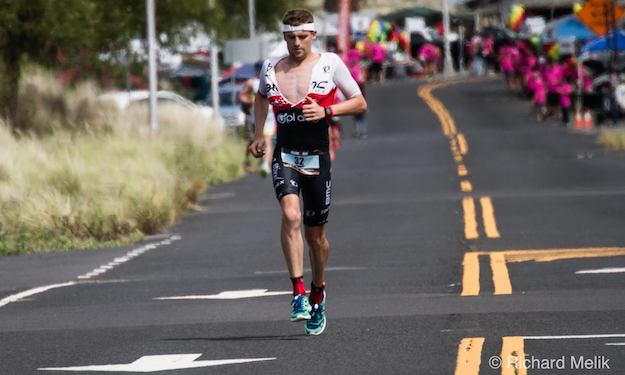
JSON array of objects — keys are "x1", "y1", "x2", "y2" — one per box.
[{"x1": 330, "y1": 54, "x2": 367, "y2": 116}]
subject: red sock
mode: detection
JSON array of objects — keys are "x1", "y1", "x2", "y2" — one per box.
[
  {"x1": 290, "y1": 277, "x2": 306, "y2": 296},
  {"x1": 309, "y1": 282, "x2": 325, "y2": 305}
]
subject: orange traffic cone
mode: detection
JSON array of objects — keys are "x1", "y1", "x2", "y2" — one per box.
[
  {"x1": 582, "y1": 110, "x2": 594, "y2": 131},
  {"x1": 574, "y1": 110, "x2": 584, "y2": 130}
]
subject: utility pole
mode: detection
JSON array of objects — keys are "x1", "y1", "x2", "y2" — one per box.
[
  {"x1": 442, "y1": 0, "x2": 454, "y2": 76},
  {"x1": 248, "y1": 0, "x2": 256, "y2": 39},
  {"x1": 146, "y1": 0, "x2": 158, "y2": 135},
  {"x1": 459, "y1": 25, "x2": 465, "y2": 73},
  {"x1": 210, "y1": 35, "x2": 220, "y2": 116},
  {"x1": 337, "y1": 0, "x2": 350, "y2": 60}
]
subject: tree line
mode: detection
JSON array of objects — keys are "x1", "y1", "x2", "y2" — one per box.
[{"x1": 0, "y1": 0, "x2": 296, "y2": 125}]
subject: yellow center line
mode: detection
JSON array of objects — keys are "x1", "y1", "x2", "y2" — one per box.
[
  {"x1": 431, "y1": 103, "x2": 457, "y2": 136},
  {"x1": 450, "y1": 139, "x2": 459, "y2": 152},
  {"x1": 490, "y1": 252, "x2": 512, "y2": 295},
  {"x1": 502, "y1": 246, "x2": 625, "y2": 263},
  {"x1": 462, "y1": 197, "x2": 479, "y2": 240},
  {"x1": 479, "y1": 196, "x2": 501, "y2": 238},
  {"x1": 418, "y1": 85, "x2": 458, "y2": 137},
  {"x1": 428, "y1": 94, "x2": 457, "y2": 136},
  {"x1": 458, "y1": 164, "x2": 469, "y2": 177},
  {"x1": 461, "y1": 246, "x2": 625, "y2": 296},
  {"x1": 421, "y1": 83, "x2": 504, "y2": 244},
  {"x1": 461, "y1": 253, "x2": 481, "y2": 296},
  {"x1": 428, "y1": 101, "x2": 454, "y2": 136},
  {"x1": 456, "y1": 133, "x2": 469, "y2": 155},
  {"x1": 501, "y1": 336, "x2": 527, "y2": 375},
  {"x1": 454, "y1": 337, "x2": 485, "y2": 375}
]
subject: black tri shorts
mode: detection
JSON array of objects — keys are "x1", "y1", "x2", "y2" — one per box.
[{"x1": 271, "y1": 147, "x2": 332, "y2": 227}]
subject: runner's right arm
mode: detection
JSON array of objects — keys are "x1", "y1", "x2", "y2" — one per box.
[
  {"x1": 254, "y1": 94, "x2": 269, "y2": 139},
  {"x1": 249, "y1": 61, "x2": 270, "y2": 158}
]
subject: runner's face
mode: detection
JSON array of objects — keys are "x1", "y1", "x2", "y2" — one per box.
[{"x1": 284, "y1": 31, "x2": 316, "y2": 61}]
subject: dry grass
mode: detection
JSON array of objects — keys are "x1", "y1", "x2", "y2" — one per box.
[
  {"x1": 14, "y1": 69, "x2": 113, "y2": 135},
  {"x1": 597, "y1": 127, "x2": 625, "y2": 151},
  {"x1": 0, "y1": 70, "x2": 245, "y2": 255}
]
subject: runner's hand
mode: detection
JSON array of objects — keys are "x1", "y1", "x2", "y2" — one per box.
[
  {"x1": 302, "y1": 96, "x2": 325, "y2": 121},
  {"x1": 248, "y1": 137, "x2": 266, "y2": 158}
]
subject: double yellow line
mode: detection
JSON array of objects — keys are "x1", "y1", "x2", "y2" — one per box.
[
  {"x1": 455, "y1": 336, "x2": 526, "y2": 375},
  {"x1": 418, "y1": 82, "x2": 500, "y2": 241},
  {"x1": 462, "y1": 246, "x2": 625, "y2": 296}
]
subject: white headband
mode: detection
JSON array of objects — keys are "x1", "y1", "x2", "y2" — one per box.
[{"x1": 282, "y1": 23, "x2": 316, "y2": 32}]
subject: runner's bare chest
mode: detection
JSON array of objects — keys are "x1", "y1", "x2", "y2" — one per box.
[{"x1": 274, "y1": 56, "x2": 320, "y2": 104}]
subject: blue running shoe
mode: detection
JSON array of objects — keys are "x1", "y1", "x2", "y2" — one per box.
[
  {"x1": 305, "y1": 292, "x2": 326, "y2": 335},
  {"x1": 290, "y1": 295, "x2": 311, "y2": 322}
]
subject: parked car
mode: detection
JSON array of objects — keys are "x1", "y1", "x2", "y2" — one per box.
[
  {"x1": 206, "y1": 84, "x2": 246, "y2": 128},
  {"x1": 98, "y1": 90, "x2": 224, "y2": 130}
]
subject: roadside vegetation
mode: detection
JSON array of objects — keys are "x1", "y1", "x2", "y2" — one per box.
[
  {"x1": 597, "y1": 127, "x2": 625, "y2": 151},
  {"x1": 0, "y1": 70, "x2": 245, "y2": 256}
]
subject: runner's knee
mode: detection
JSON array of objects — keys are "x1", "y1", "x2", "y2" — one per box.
[
  {"x1": 282, "y1": 207, "x2": 301, "y2": 228},
  {"x1": 305, "y1": 230, "x2": 327, "y2": 249}
]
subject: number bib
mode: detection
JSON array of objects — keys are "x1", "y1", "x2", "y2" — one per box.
[{"x1": 281, "y1": 149, "x2": 320, "y2": 175}]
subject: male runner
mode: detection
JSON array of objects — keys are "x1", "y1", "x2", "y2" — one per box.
[{"x1": 248, "y1": 8, "x2": 367, "y2": 335}]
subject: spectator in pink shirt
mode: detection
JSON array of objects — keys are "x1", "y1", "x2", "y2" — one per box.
[
  {"x1": 346, "y1": 47, "x2": 365, "y2": 83},
  {"x1": 558, "y1": 81, "x2": 573, "y2": 125},
  {"x1": 542, "y1": 59, "x2": 565, "y2": 119},
  {"x1": 346, "y1": 45, "x2": 368, "y2": 138},
  {"x1": 532, "y1": 73, "x2": 547, "y2": 120},
  {"x1": 499, "y1": 44, "x2": 519, "y2": 89},
  {"x1": 482, "y1": 35, "x2": 495, "y2": 71},
  {"x1": 368, "y1": 42, "x2": 385, "y2": 82},
  {"x1": 543, "y1": 59, "x2": 564, "y2": 94},
  {"x1": 528, "y1": 58, "x2": 547, "y2": 120},
  {"x1": 521, "y1": 51, "x2": 537, "y2": 88},
  {"x1": 418, "y1": 42, "x2": 441, "y2": 76}
]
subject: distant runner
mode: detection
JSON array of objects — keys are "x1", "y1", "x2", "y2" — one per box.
[
  {"x1": 239, "y1": 63, "x2": 262, "y2": 171},
  {"x1": 248, "y1": 8, "x2": 367, "y2": 335}
]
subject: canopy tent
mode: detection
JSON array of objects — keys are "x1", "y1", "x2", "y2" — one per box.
[
  {"x1": 382, "y1": 7, "x2": 441, "y2": 24},
  {"x1": 581, "y1": 30, "x2": 625, "y2": 54},
  {"x1": 540, "y1": 15, "x2": 596, "y2": 43},
  {"x1": 580, "y1": 30, "x2": 625, "y2": 64}
]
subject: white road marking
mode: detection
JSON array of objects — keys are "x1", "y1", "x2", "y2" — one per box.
[
  {"x1": 605, "y1": 343, "x2": 625, "y2": 346},
  {"x1": 77, "y1": 235, "x2": 181, "y2": 280},
  {"x1": 38, "y1": 354, "x2": 275, "y2": 372},
  {"x1": 576, "y1": 267, "x2": 625, "y2": 274},
  {"x1": 155, "y1": 289, "x2": 292, "y2": 300},
  {"x1": 524, "y1": 334, "x2": 625, "y2": 340},
  {"x1": 254, "y1": 266, "x2": 368, "y2": 275},
  {"x1": 0, "y1": 282, "x2": 77, "y2": 308},
  {"x1": 1, "y1": 235, "x2": 181, "y2": 308}
]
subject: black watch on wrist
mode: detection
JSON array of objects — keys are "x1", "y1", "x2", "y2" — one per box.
[{"x1": 324, "y1": 106, "x2": 333, "y2": 118}]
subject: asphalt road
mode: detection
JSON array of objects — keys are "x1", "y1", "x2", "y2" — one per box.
[{"x1": 2, "y1": 77, "x2": 625, "y2": 374}]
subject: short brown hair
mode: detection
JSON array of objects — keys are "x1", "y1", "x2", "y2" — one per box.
[{"x1": 282, "y1": 8, "x2": 314, "y2": 26}]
